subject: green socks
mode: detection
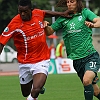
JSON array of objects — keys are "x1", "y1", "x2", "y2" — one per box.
[{"x1": 84, "y1": 84, "x2": 94, "y2": 100}]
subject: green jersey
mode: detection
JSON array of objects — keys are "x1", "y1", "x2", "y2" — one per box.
[{"x1": 51, "y1": 8, "x2": 98, "y2": 60}]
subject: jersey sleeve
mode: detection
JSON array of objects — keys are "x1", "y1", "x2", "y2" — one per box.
[
  {"x1": 51, "y1": 17, "x2": 63, "y2": 31},
  {"x1": 33, "y1": 9, "x2": 45, "y2": 20},
  {"x1": 0, "y1": 17, "x2": 17, "y2": 45},
  {"x1": 83, "y1": 8, "x2": 98, "y2": 21}
]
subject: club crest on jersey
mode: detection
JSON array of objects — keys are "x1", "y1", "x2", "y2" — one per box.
[
  {"x1": 39, "y1": 21, "x2": 43, "y2": 28},
  {"x1": 78, "y1": 16, "x2": 82, "y2": 21},
  {"x1": 4, "y1": 27, "x2": 9, "y2": 32}
]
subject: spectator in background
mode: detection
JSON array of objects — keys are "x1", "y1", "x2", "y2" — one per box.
[
  {"x1": 56, "y1": 39, "x2": 64, "y2": 65},
  {"x1": 49, "y1": 42, "x2": 56, "y2": 59},
  {"x1": 63, "y1": 46, "x2": 67, "y2": 58}
]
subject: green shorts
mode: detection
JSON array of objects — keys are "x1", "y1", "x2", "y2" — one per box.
[{"x1": 73, "y1": 52, "x2": 100, "y2": 84}]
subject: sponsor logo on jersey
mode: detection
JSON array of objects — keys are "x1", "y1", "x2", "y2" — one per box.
[
  {"x1": 67, "y1": 29, "x2": 81, "y2": 33},
  {"x1": 26, "y1": 30, "x2": 44, "y2": 40}
]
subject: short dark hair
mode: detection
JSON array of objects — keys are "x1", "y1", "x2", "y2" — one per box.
[{"x1": 18, "y1": 0, "x2": 32, "y2": 8}]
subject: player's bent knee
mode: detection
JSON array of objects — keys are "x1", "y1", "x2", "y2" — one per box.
[
  {"x1": 83, "y1": 79, "x2": 91, "y2": 86},
  {"x1": 94, "y1": 89, "x2": 100, "y2": 96},
  {"x1": 31, "y1": 88, "x2": 41, "y2": 98}
]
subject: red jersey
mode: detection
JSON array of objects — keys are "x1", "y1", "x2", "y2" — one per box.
[{"x1": 0, "y1": 9, "x2": 50, "y2": 63}]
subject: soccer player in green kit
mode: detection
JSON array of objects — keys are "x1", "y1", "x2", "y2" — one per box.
[{"x1": 44, "y1": 0, "x2": 100, "y2": 100}]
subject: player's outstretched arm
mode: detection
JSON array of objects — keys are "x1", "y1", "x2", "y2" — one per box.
[
  {"x1": 93, "y1": 17, "x2": 100, "y2": 28},
  {"x1": 44, "y1": 10, "x2": 73, "y2": 18},
  {"x1": 85, "y1": 17, "x2": 100, "y2": 28}
]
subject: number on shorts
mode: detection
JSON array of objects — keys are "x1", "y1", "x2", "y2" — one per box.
[{"x1": 89, "y1": 61, "x2": 96, "y2": 69}]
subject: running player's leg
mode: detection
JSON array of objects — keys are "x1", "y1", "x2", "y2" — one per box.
[
  {"x1": 83, "y1": 52, "x2": 100, "y2": 100},
  {"x1": 31, "y1": 73, "x2": 47, "y2": 98},
  {"x1": 19, "y1": 64, "x2": 33, "y2": 97},
  {"x1": 19, "y1": 64, "x2": 44, "y2": 100},
  {"x1": 26, "y1": 83, "x2": 45, "y2": 100},
  {"x1": 30, "y1": 59, "x2": 50, "y2": 98},
  {"x1": 20, "y1": 80, "x2": 33, "y2": 97},
  {"x1": 83, "y1": 71, "x2": 95, "y2": 100}
]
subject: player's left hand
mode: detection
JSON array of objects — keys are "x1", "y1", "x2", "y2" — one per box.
[{"x1": 43, "y1": 21, "x2": 49, "y2": 28}]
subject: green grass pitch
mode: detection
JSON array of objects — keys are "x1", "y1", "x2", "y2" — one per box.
[{"x1": 0, "y1": 73, "x2": 100, "y2": 100}]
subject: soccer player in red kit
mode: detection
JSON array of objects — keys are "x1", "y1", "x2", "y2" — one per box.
[{"x1": 0, "y1": 0, "x2": 71, "y2": 100}]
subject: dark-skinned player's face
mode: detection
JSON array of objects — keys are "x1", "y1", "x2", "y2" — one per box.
[{"x1": 18, "y1": 5, "x2": 32, "y2": 21}]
